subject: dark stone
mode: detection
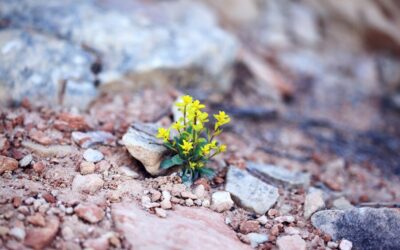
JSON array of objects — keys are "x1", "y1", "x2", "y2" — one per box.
[{"x1": 311, "y1": 208, "x2": 400, "y2": 250}]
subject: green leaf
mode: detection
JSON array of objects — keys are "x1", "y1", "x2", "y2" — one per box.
[
  {"x1": 199, "y1": 167, "x2": 215, "y2": 179},
  {"x1": 160, "y1": 154, "x2": 184, "y2": 169}
]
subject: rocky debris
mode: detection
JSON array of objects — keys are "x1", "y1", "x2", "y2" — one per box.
[
  {"x1": 0, "y1": 155, "x2": 18, "y2": 174},
  {"x1": 83, "y1": 148, "x2": 104, "y2": 163},
  {"x1": 119, "y1": 166, "x2": 139, "y2": 179},
  {"x1": 247, "y1": 162, "x2": 310, "y2": 188},
  {"x1": 122, "y1": 123, "x2": 167, "y2": 176},
  {"x1": 160, "y1": 191, "x2": 173, "y2": 210},
  {"x1": 71, "y1": 174, "x2": 104, "y2": 194},
  {"x1": 55, "y1": 112, "x2": 89, "y2": 131},
  {"x1": 274, "y1": 215, "x2": 295, "y2": 224},
  {"x1": 72, "y1": 131, "x2": 116, "y2": 148},
  {"x1": 320, "y1": 159, "x2": 346, "y2": 191},
  {"x1": 0, "y1": 29, "x2": 96, "y2": 108},
  {"x1": 75, "y1": 204, "x2": 105, "y2": 223},
  {"x1": 19, "y1": 154, "x2": 33, "y2": 168},
  {"x1": 27, "y1": 214, "x2": 46, "y2": 227},
  {"x1": 32, "y1": 162, "x2": 45, "y2": 174},
  {"x1": 28, "y1": 130, "x2": 52, "y2": 145},
  {"x1": 276, "y1": 235, "x2": 306, "y2": 250},
  {"x1": 112, "y1": 203, "x2": 250, "y2": 249},
  {"x1": 80, "y1": 161, "x2": 96, "y2": 175},
  {"x1": 247, "y1": 233, "x2": 269, "y2": 248},
  {"x1": 304, "y1": 189, "x2": 325, "y2": 219},
  {"x1": 339, "y1": 239, "x2": 353, "y2": 250},
  {"x1": 155, "y1": 208, "x2": 167, "y2": 218},
  {"x1": 332, "y1": 197, "x2": 354, "y2": 210},
  {"x1": 211, "y1": 191, "x2": 234, "y2": 212},
  {"x1": 9, "y1": 227, "x2": 25, "y2": 241},
  {"x1": 225, "y1": 166, "x2": 279, "y2": 214},
  {"x1": 1, "y1": 0, "x2": 237, "y2": 93},
  {"x1": 22, "y1": 140, "x2": 77, "y2": 157},
  {"x1": 311, "y1": 208, "x2": 400, "y2": 250},
  {"x1": 24, "y1": 216, "x2": 60, "y2": 249},
  {"x1": 239, "y1": 220, "x2": 260, "y2": 234}
]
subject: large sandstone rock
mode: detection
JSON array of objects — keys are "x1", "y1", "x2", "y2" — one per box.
[
  {"x1": 0, "y1": 29, "x2": 96, "y2": 108},
  {"x1": 1, "y1": 0, "x2": 237, "y2": 99},
  {"x1": 122, "y1": 123, "x2": 167, "y2": 176},
  {"x1": 311, "y1": 208, "x2": 400, "y2": 250},
  {"x1": 112, "y1": 203, "x2": 250, "y2": 250},
  {"x1": 225, "y1": 166, "x2": 279, "y2": 214}
]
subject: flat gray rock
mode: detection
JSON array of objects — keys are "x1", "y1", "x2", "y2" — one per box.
[
  {"x1": 247, "y1": 162, "x2": 310, "y2": 188},
  {"x1": 0, "y1": 29, "x2": 96, "y2": 108},
  {"x1": 225, "y1": 166, "x2": 279, "y2": 214},
  {"x1": 1, "y1": 0, "x2": 237, "y2": 92},
  {"x1": 311, "y1": 208, "x2": 400, "y2": 250}
]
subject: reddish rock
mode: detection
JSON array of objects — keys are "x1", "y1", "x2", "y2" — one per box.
[
  {"x1": 32, "y1": 162, "x2": 45, "y2": 173},
  {"x1": 0, "y1": 136, "x2": 9, "y2": 153},
  {"x1": 12, "y1": 197, "x2": 22, "y2": 208},
  {"x1": 75, "y1": 204, "x2": 105, "y2": 223},
  {"x1": 54, "y1": 113, "x2": 88, "y2": 131},
  {"x1": 29, "y1": 130, "x2": 52, "y2": 145},
  {"x1": 27, "y1": 214, "x2": 46, "y2": 227},
  {"x1": 112, "y1": 203, "x2": 251, "y2": 250},
  {"x1": 42, "y1": 193, "x2": 56, "y2": 204},
  {"x1": 239, "y1": 220, "x2": 260, "y2": 234},
  {"x1": 24, "y1": 216, "x2": 59, "y2": 250},
  {"x1": 0, "y1": 155, "x2": 18, "y2": 174}
]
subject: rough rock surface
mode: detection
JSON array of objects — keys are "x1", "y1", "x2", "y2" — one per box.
[
  {"x1": 112, "y1": 203, "x2": 250, "y2": 250},
  {"x1": 24, "y1": 216, "x2": 60, "y2": 249},
  {"x1": 247, "y1": 162, "x2": 310, "y2": 188},
  {"x1": 0, "y1": 29, "x2": 96, "y2": 108},
  {"x1": 225, "y1": 166, "x2": 279, "y2": 214},
  {"x1": 311, "y1": 208, "x2": 400, "y2": 250},
  {"x1": 1, "y1": 0, "x2": 237, "y2": 101},
  {"x1": 122, "y1": 123, "x2": 167, "y2": 176}
]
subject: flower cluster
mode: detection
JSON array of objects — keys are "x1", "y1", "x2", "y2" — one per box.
[{"x1": 156, "y1": 95, "x2": 230, "y2": 183}]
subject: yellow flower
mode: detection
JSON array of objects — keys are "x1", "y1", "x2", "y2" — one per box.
[
  {"x1": 180, "y1": 140, "x2": 193, "y2": 154},
  {"x1": 198, "y1": 111, "x2": 209, "y2": 123},
  {"x1": 176, "y1": 95, "x2": 193, "y2": 111},
  {"x1": 189, "y1": 100, "x2": 205, "y2": 112},
  {"x1": 189, "y1": 161, "x2": 197, "y2": 169},
  {"x1": 156, "y1": 127, "x2": 170, "y2": 142},
  {"x1": 214, "y1": 111, "x2": 230, "y2": 130},
  {"x1": 201, "y1": 141, "x2": 217, "y2": 155},
  {"x1": 219, "y1": 144, "x2": 227, "y2": 152},
  {"x1": 172, "y1": 121, "x2": 184, "y2": 131},
  {"x1": 193, "y1": 122, "x2": 204, "y2": 132}
]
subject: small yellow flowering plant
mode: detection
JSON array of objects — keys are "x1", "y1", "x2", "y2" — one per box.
[{"x1": 156, "y1": 95, "x2": 230, "y2": 183}]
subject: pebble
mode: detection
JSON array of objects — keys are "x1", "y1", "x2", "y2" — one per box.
[
  {"x1": 24, "y1": 197, "x2": 35, "y2": 205},
  {"x1": 150, "y1": 190, "x2": 162, "y2": 202},
  {"x1": 304, "y1": 189, "x2": 325, "y2": 219},
  {"x1": 65, "y1": 207, "x2": 74, "y2": 215},
  {"x1": 32, "y1": 162, "x2": 45, "y2": 173},
  {"x1": 339, "y1": 239, "x2": 353, "y2": 250},
  {"x1": 328, "y1": 241, "x2": 339, "y2": 248},
  {"x1": 0, "y1": 155, "x2": 18, "y2": 174},
  {"x1": 0, "y1": 226, "x2": 9, "y2": 237},
  {"x1": 247, "y1": 233, "x2": 269, "y2": 248},
  {"x1": 74, "y1": 204, "x2": 105, "y2": 223},
  {"x1": 83, "y1": 148, "x2": 104, "y2": 163},
  {"x1": 274, "y1": 215, "x2": 295, "y2": 223},
  {"x1": 160, "y1": 191, "x2": 172, "y2": 210},
  {"x1": 332, "y1": 197, "x2": 354, "y2": 210},
  {"x1": 239, "y1": 220, "x2": 260, "y2": 234},
  {"x1": 17, "y1": 206, "x2": 30, "y2": 215},
  {"x1": 202, "y1": 199, "x2": 210, "y2": 208},
  {"x1": 155, "y1": 208, "x2": 167, "y2": 218},
  {"x1": 210, "y1": 191, "x2": 234, "y2": 212},
  {"x1": 61, "y1": 226, "x2": 74, "y2": 241},
  {"x1": 19, "y1": 154, "x2": 33, "y2": 167},
  {"x1": 193, "y1": 184, "x2": 205, "y2": 199},
  {"x1": 9, "y1": 227, "x2": 26, "y2": 241},
  {"x1": 185, "y1": 198, "x2": 194, "y2": 207},
  {"x1": 27, "y1": 213, "x2": 46, "y2": 227},
  {"x1": 80, "y1": 161, "x2": 96, "y2": 175},
  {"x1": 257, "y1": 215, "x2": 268, "y2": 225},
  {"x1": 71, "y1": 174, "x2": 104, "y2": 194},
  {"x1": 277, "y1": 234, "x2": 306, "y2": 250},
  {"x1": 119, "y1": 165, "x2": 139, "y2": 178}
]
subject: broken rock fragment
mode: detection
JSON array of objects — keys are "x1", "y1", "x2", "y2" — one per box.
[
  {"x1": 122, "y1": 123, "x2": 167, "y2": 176},
  {"x1": 225, "y1": 166, "x2": 279, "y2": 214}
]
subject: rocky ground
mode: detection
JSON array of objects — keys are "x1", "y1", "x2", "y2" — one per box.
[{"x1": 1, "y1": 0, "x2": 400, "y2": 250}]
